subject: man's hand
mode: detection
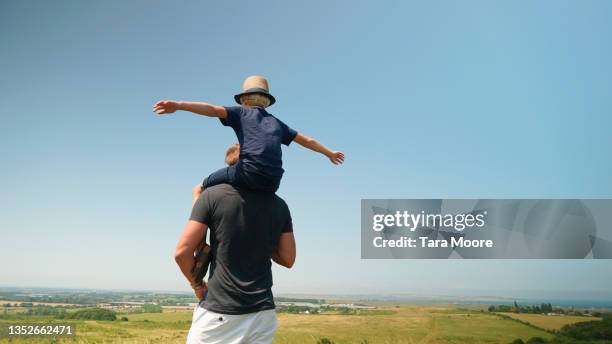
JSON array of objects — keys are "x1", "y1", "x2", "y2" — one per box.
[
  {"x1": 153, "y1": 100, "x2": 180, "y2": 114},
  {"x1": 327, "y1": 151, "x2": 345, "y2": 165},
  {"x1": 193, "y1": 283, "x2": 207, "y2": 301}
]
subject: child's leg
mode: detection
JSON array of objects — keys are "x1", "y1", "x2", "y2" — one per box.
[
  {"x1": 200, "y1": 165, "x2": 281, "y2": 193},
  {"x1": 237, "y1": 170, "x2": 281, "y2": 193},
  {"x1": 201, "y1": 165, "x2": 238, "y2": 190}
]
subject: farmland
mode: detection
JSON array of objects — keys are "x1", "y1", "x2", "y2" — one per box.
[
  {"x1": 1, "y1": 288, "x2": 607, "y2": 344},
  {"x1": 498, "y1": 312, "x2": 602, "y2": 331},
  {"x1": 2, "y1": 304, "x2": 599, "y2": 344}
]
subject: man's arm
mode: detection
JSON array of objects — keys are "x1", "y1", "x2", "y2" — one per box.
[
  {"x1": 294, "y1": 133, "x2": 345, "y2": 165},
  {"x1": 272, "y1": 232, "x2": 296, "y2": 268},
  {"x1": 153, "y1": 100, "x2": 227, "y2": 119},
  {"x1": 174, "y1": 220, "x2": 208, "y2": 299}
]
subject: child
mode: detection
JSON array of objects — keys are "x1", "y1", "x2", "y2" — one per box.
[{"x1": 153, "y1": 75, "x2": 344, "y2": 197}]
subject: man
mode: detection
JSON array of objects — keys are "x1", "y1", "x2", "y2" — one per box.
[{"x1": 175, "y1": 183, "x2": 296, "y2": 344}]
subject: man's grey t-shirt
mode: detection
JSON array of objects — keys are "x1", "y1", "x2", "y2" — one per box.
[{"x1": 190, "y1": 184, "x2": 293, "y2": 315}]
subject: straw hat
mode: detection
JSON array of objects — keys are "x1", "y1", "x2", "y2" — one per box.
[{"x1": 234, "y1": 75, "x2": 276, "y2": 106}]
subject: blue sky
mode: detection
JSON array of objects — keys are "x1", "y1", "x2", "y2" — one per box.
[{"x1": 1, "y1": 0, "x2": 612, "y2": 297}]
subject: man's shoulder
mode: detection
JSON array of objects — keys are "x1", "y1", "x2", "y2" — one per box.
[
  {"x1": 204, "y1": 184, "x2": 279, "y2": 198},
  {"x1": 266, "y1": 192, "x2": 288, "y2": 210},
  {"x1": 203, "y1": 183, "x2": 239, "y2": 197},
  {"x1": 206, "y1": 184, "x2": 288, "y2": 207},
  {"x1": 268, "y1": 193, "x2": 290, "y2": 216}
]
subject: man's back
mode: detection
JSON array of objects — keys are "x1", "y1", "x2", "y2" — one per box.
[{"x1": 190, "y1": 184, "x2": 293, "y2": 314}]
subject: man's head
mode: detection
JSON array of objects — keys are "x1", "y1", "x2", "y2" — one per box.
[{"x1": 225, "y1": 143, "x2": 240, "y2": 166}]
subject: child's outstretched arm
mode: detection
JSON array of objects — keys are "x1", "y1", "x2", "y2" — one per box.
[
  {"x1": 153, "y1": 100, "x2": 227, "y2": 119},
  {"x1": 294, "y1": 133, "x2": 345, "y2": 165}
]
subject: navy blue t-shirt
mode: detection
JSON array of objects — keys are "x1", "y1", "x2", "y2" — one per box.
[{"x1": 221, "y1": 106, "x2": 297, "y2": 178}]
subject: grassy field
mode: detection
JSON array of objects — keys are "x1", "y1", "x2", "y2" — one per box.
[
  {"x1": 274, "y1": 307, "x2": 554, "y2": 344},
  {"x1": 497, "y1": 312, "x2": 601, "y2": 331},
  {"x1": 0, "y1": 305, "x2": 597, "y2": 344}
]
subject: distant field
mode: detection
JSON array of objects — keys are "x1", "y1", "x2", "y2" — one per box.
[
  {"x1": 0, "y1": 316, "x2": 191, "y2": 344},
  {"x1": 0, "y1": 305, "x2": 597, "y2": 344},
  {"x1": 275, "y1": 306, "x2": 552, "y2": 344},
  {"x1": 0, "y1": 300, "x2": 77, "y2": 307},
  {"x1": 497, "y1": 312, "x2": 600, "y2": 331},
  {"x1": 127, "y1": 309, "x2": 193, "y2": 322}
]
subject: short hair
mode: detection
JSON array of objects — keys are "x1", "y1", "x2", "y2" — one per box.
[
  {"x1": 239, "y1": 93, "x2": 271, "y2": 108},
  {"x1": 225, "y1": 143, "x2": 240, "y2": 166}
]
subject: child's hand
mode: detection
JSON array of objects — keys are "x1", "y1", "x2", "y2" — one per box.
[
  {"x1": 328, "y1": 151, "x2": 345, "y2": 165},
  {"x1": 153, "y1": 100, "x2": 180, "y2": 114}
]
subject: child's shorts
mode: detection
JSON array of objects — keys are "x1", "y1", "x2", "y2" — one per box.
[{"x1": 201, "y1": 164, "x2": 281, "y2": 193}]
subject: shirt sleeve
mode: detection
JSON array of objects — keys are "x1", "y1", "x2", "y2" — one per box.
[
  {"x1": 219, "y1": 106, "x2": 243, "y2": 129},
  {"x1": 282, "y1": 202, "x2": 293, "y2": 233},
  {"x1": 278, "y1": 119, "x2": 298, "y2": 146},
  {"x1": 189, "y1": 189, "x2": 212, "y2": 225}
]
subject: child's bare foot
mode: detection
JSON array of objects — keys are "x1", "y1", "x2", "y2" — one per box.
[{"x1": 192, "y1": 184, "x2": 203, "y2": 207}]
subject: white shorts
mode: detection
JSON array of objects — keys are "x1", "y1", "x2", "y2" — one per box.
[{"x1": 186, "y1": 303, "x2": 278, "y2": 344}]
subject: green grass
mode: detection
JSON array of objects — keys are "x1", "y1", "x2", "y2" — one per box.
[
  {"x1": 124, "y1": 309, "x2": 193, "y2": 322},
  {"x1": 496, "y1": 312, "x2": 600, "y2": 331},
  {"x1": 436, "y1": 312, "x2": 553, "y2": 343},
  {"x1": 274, "y1": 307, "x2": 553, "y2": 344},
  {"x1": 0, "y1": 306, "x2": 588, "y2": 344}
]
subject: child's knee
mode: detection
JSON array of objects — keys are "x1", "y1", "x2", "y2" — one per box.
[{"x1": 193, "y1": 184, "x2": 203, "y2": 195}]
